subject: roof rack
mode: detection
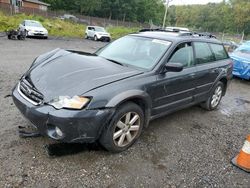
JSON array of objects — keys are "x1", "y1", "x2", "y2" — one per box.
[
  {"x1": 139, "y1": 28, "x2": 181, "y2": 33},
  {"x1": 139, "y1": 28, "x2": 217, "y2": 39}
]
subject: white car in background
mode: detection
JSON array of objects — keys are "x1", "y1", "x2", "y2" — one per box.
[
  {"x1": 85, "y1": 26, "x2": 111, "y2": 42},
  {"x1": 19, "y1": 20, "x2": 48, "y2": 39}
]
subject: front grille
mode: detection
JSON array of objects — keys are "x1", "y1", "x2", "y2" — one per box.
[{"x1": 19, "y1": 78, "x2": 44, "y2": 105}]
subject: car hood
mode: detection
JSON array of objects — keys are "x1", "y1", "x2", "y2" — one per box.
[
  {"x1": 230, "y1": 52, "x2": 250, "y2": 63},
  {"x1": 25, "y1": 26, "x2": 47, "y2": 32},
  {"x1": 25, "y1": 49, "x2": 143, "y2": 102}
]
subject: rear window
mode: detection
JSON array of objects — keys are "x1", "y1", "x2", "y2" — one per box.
[
  {"x1": 210, "y1": 43, "x2": 228, "y2": 60},
  {"x1": 194, "y1": 42, "x2": 214, "y2": 64}
]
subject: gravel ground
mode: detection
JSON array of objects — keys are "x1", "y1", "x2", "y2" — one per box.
[{"x1": 0, "y1": 37, "x2": 249, "y2": 188}]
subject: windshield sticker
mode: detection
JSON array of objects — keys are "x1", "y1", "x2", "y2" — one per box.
[{"x1": 152, "y1": 39, "x2": 171, "y2": 46}]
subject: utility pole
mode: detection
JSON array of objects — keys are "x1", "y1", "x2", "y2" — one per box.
[{"x1": 162, "y1": 0, "x2": 173, "y2": 29}]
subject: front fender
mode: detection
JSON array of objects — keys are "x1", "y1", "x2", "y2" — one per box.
[
  {"x1": 106, "y1": 89, "x2": 152, "y2": 127},
  {"x1": 105, "y1": 89, "x2": 151, "y2": 108}
]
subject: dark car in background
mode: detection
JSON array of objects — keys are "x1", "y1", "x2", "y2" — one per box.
[{"x1": 12, "y1": 30, "x2": 233, "y2": 152}]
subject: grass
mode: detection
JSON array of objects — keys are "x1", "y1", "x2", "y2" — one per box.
[{"x1": 0, "y1": 11, "x2": 139, "y2": 39}]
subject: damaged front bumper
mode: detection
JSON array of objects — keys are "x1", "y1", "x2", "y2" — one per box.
[{"x1": 12, "y1": 85, "x2": 114, "y2": 143}]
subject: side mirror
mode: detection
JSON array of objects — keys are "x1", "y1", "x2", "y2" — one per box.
[{"x1": 164, "y1": 62, "x2": 184, "y2": 72}]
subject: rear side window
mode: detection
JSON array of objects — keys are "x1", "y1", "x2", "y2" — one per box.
[
  {"x1": 210, "y1": 43, "x2": 228, "y2": 60},
  {"x1": 194, "y1": 42, "x2": 214, "y2": 64}
]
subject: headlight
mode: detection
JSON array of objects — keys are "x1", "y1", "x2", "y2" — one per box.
[{"x1": 49, "y1": 96, "x2": 90, "y2": 110}]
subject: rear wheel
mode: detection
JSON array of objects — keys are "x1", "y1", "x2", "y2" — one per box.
[
  {"x1": 200, "y1": 81, "x2": 224, "y2": 110},
  {"x1": 99, "y1": 102, "x2": 144, "y2": 152}
]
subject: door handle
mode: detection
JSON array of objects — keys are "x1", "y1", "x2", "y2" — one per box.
[
  {"x1": 210, "y1": 68, "x2": 219, "y2": 73},
  {"x1": 189, "y1": 73, "x2": 196, "y2": 78}
]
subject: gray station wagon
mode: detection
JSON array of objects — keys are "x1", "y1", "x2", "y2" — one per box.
[{"x1": 12, "y1": 29, "x2": 233, "y2": 152}]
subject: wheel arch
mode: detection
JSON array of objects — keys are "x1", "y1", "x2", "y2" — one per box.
[
  {"x1": 106, "y1": 90, "x2": 152, "y2": 127},
  {"x1": 219, "y1": 77, "x2": 228, "y2": 95}
]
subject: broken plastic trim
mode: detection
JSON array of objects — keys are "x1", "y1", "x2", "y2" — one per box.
[{"x1": 18, "y1": 126, "x2": 41, "y2": 138}]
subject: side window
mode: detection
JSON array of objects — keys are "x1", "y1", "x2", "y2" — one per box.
[
  {"x1": 194, "y1": 42, "x2": 214, "y2": 64},
  {"x1": 168, "y1": 42, "x2": 194, "y2": 67},
  {"x1": 210, "y1": 43, "x2": 228, "y2": 61}
]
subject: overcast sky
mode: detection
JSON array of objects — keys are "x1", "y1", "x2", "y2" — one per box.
[{"x1": 169, "y1": 0, "x2": 223, "y2": 5}]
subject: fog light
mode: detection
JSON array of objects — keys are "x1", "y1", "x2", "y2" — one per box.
[{"x1": 55, "y1": 126, "x2": 63, "y2": 137}]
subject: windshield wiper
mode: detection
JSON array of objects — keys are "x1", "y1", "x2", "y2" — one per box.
[{"x1": 105, "y1": 58, "x2": 125, "y2": 66}]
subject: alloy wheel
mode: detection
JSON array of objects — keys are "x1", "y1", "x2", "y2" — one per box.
[
  {"x1": 113, "y1": 112, "x2": 141, "y2": 147},
  {"x1": 211, "y1": 85, "x2": 222, "y2": 108}
]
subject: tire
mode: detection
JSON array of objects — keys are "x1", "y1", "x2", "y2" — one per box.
[
  {"x1": 200, "y1": 81, "x2": 224, "y2": 110},
  {"x1": 25, "y1": 30, "x2": 28, "y2": 37},
  {"x1": 85, "y1": 34, "x2": 89, "y2": 39},
  {"x1": 99, "y1": 102, "x2": 144, "y2": 152},
  {"x1": 94, "y1": 35, "x2": 98, "y2": 41}
]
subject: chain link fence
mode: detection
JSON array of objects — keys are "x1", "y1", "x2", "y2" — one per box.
[{"x1": 0, "y1": 2, "x2": 149, "y2": 28}]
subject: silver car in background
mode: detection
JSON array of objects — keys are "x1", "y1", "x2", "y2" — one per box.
[
  {"x1": 85, "y1": 26, "x2": 111, "y2": 42},
  {"x1": 19, "y1": 20, "x2": 48, "y2": 39}
]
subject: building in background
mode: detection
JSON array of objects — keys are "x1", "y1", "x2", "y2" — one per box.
[{"x1": 0, "y1": 0, "x2": 50, "y2": 11}]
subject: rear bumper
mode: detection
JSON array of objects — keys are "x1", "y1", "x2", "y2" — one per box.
[{"x1": 12, "y1": 84, "x2": 114, "y2": 143}]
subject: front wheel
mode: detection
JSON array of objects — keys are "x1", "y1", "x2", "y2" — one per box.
[
  {"x1": 99, "y1": 102, "x2": 144, "y2": 152},
  {"x1": 94, "y1": 35, "x2": 98, "y2": 41},
  {"x1": 200, "y1": 81, "x2": 224, "y2": 110},
  {"x1": 25, "y1": 30, "x2": 28, "y2": 37}
]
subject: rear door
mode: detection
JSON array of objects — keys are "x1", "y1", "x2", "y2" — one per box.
[
  {"x1": 193, "y1": 42, "x2": 225, "y2": 102},
  {"x1": 151, "y1": 42, "x2": 197, "y2": 115},
  {"x1": 88, "y1": 27, "x2": 94, "y2": 37}
]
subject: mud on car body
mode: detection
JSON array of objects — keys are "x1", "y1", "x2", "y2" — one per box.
[{"x1": 12, "y1": 30, "x2": 233, "y2": 152}]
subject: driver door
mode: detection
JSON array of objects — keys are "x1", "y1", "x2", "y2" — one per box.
[{"x1": 151, "y1": 42, "x2": 197, "y2": 116}]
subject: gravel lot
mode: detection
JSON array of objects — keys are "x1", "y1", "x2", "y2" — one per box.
[{"x1": 0, "y1": 37, "x2": 249, "y2": 187}]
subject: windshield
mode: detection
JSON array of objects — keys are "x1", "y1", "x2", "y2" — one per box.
[
  {"x1": 25, "y1": 21, "x2": 43, "y2": 28},
  {"x1": 96, "y1": 36, "x2": 171, "y2": 69},
  {"x1": 95, "y1": 27, "x2": 106, "y2": 32}
]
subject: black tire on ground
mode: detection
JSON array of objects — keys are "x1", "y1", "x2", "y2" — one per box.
[
  {"x1": 200, "y1": 81, "x2": 224, "y2": 111},
  {"x1": 25, "y1": 30, "x2": 28, "y2": 37},
  {"x1": 85, "y1": 34, "x2": 89, "y2": 39},
  {"x1": 94, "y1": 35, "x2": 98, "y2": 41},
  {"x1": 99, "y1": 102, "x2": 144, "y2": 153}
]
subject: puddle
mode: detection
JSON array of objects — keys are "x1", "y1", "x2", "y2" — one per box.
[
  {"x1": 235, "y1": 98, "x2": 250, "y2": 106},
  {"x1": 44, "y1": 142, "x2": 102, "y2": 157},
  {"x1": 219, "y1": 97, "x2": 250, "y2": 117}
]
